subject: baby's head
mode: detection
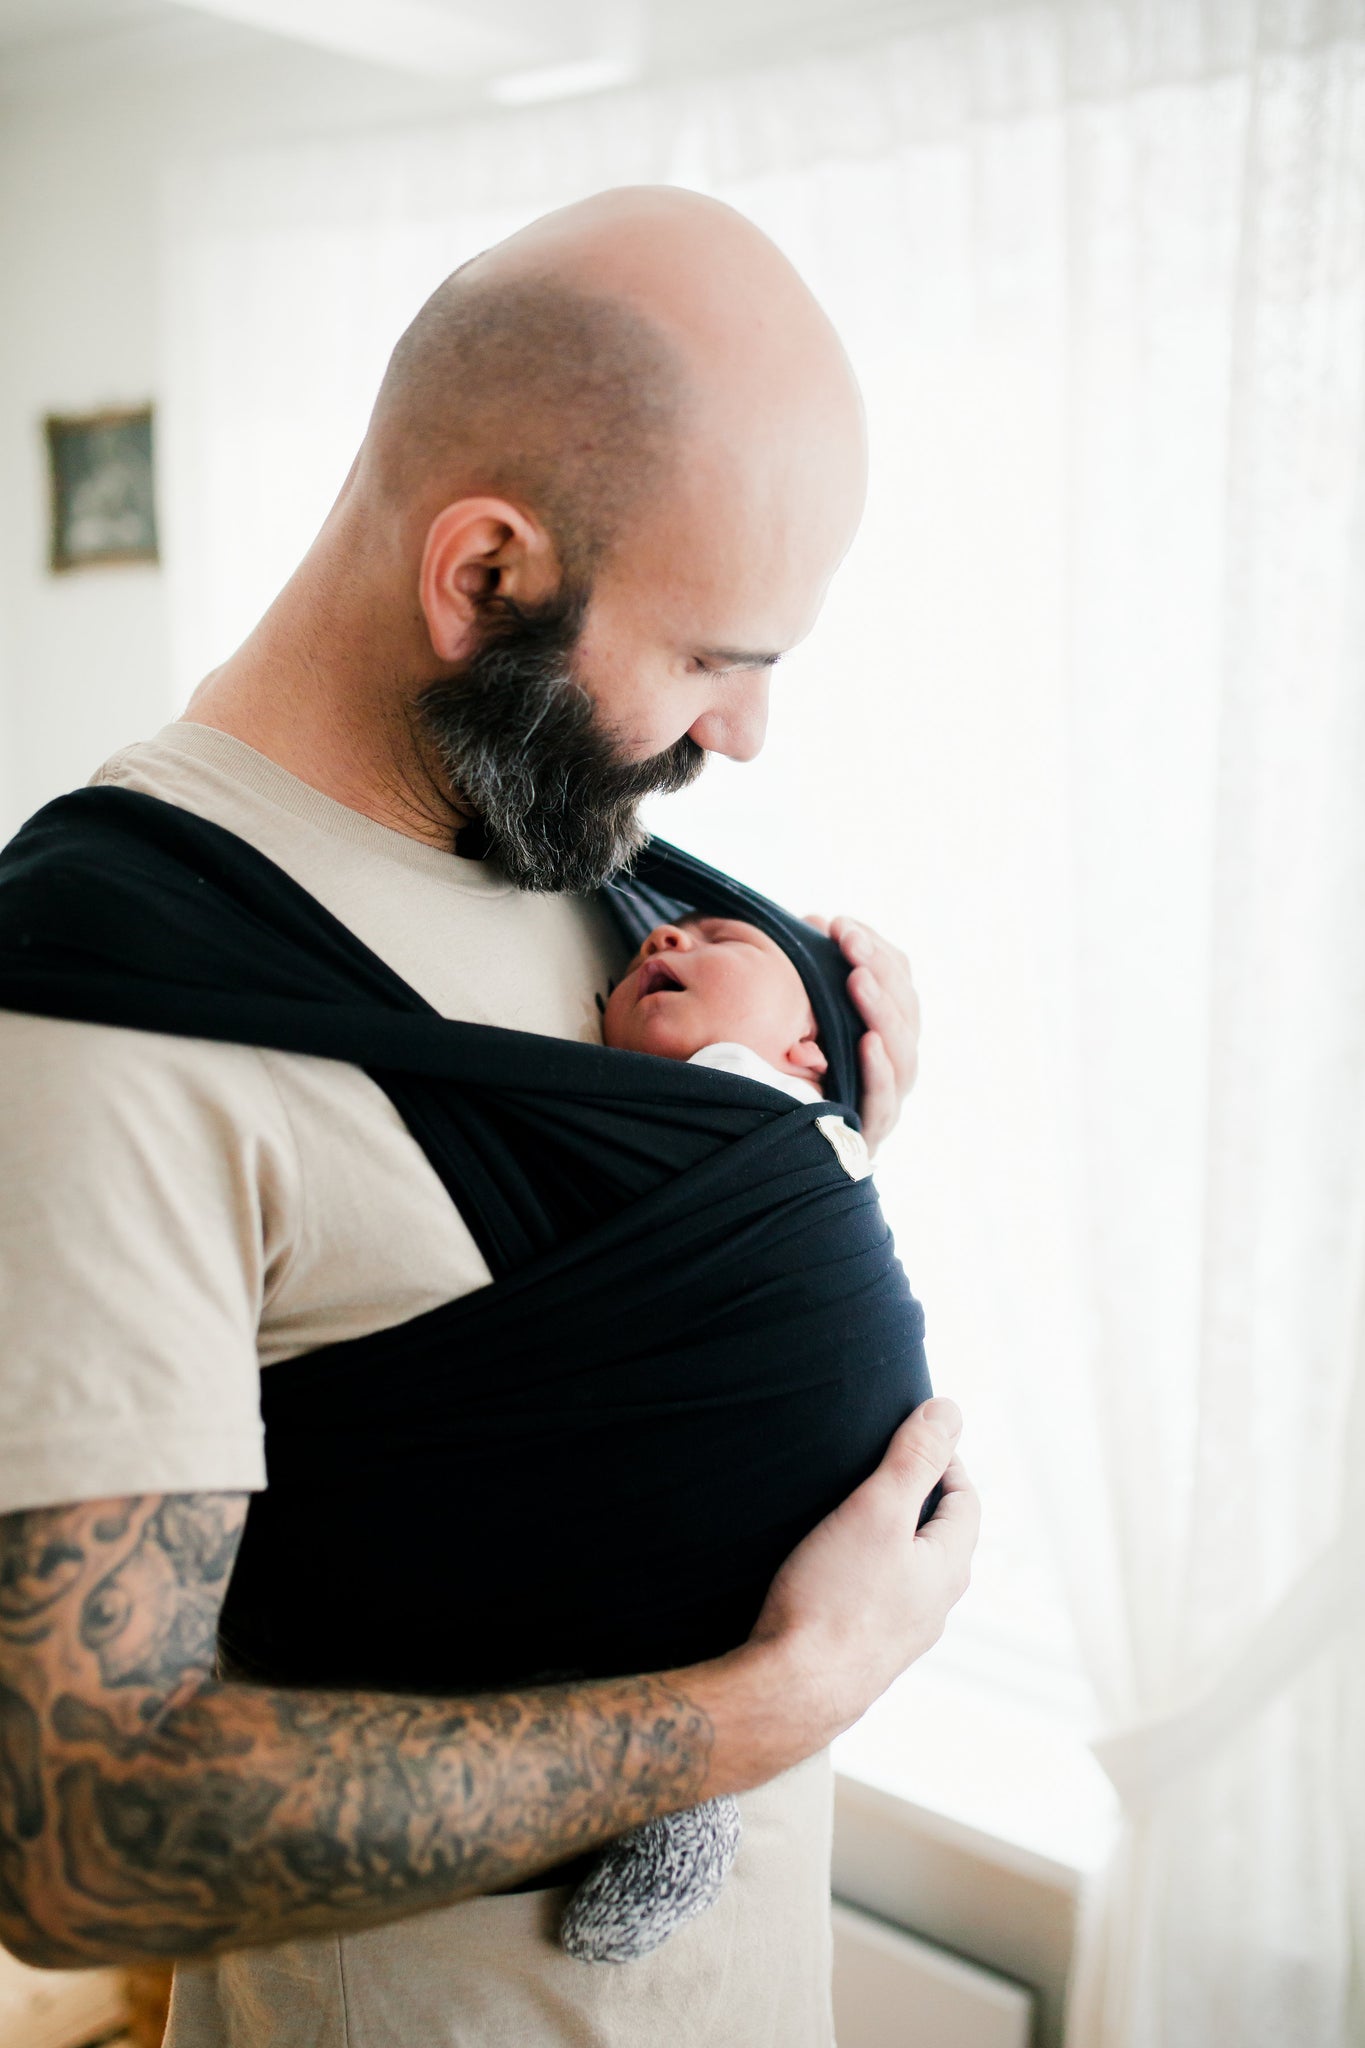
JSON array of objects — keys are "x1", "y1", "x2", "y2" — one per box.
[{"x1": 603, "y1": 915, "x2": 827, "y2": 1093}]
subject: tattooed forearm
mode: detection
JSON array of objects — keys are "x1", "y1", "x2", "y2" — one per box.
[
  {"x1": 45, "y1": 1676, "x2": 708, "y2": 1960},
  {"x1": 0, "y1": 1496, "x2": 713, "y2": 1968}
]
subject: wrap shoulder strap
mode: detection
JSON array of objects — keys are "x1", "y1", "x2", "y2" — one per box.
[{"x1": 0, "y1": 785, "x2": 864, "y2": 1273}]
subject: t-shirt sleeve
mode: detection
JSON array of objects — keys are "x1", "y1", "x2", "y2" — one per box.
[{"x1": 0, "y1": 1011, "x2": 299, "y2": 1513}]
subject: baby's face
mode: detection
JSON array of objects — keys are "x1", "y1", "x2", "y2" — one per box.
[{"x1": 603, "y1": 916, "x2": 826, "y2": 1088}]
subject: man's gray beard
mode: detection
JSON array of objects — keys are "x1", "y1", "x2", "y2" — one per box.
[{"x1": 416, "y1": 589, "x2": 705, "y2": 894}]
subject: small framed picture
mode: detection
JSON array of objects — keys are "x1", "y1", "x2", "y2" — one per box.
[{"x1": 45, "y1": 406, "x2": 159, "y2": 572}]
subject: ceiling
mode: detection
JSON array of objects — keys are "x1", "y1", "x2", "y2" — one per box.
[
  {"x1": 0, "y1": 0, "x2": 269, "y2": 95},
  {"x1": 0, "y1": 0, "x2": 990, "y2": 110}
]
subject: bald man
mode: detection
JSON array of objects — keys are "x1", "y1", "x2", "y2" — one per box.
[{"x1": 0, "y1": 189, "x2": 978, "y2": 2048}]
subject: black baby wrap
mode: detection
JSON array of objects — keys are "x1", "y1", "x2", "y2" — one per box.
[{"x1": 0, "y1": 789, "x2": 932, "y2": 1693}]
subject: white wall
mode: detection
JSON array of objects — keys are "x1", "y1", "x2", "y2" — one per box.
[
  {"x1": 0, "y1": 43, "x2": 484, "y2": 842},
  {"x1": 0, "y1": 89, "x2": 166, "y2": 837}
]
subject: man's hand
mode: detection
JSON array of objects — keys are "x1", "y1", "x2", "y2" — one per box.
[
  {"x1": 745, "y1": 1399, "x2": 977, "y2": 1746},
  {"x1": 805, "y1": 914, "x2": 920, "y2": 1152}
]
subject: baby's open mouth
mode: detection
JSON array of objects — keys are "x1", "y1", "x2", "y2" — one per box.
[{"x1": 637, "y1": 957, "x2": 686, "y2": 998}]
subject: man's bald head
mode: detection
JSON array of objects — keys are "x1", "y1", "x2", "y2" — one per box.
[
  {"x1": 362, "y1": 185, "x2": 865, "y2": 588},
  {"x1": 369, "y1": 265, "x2": 686, "y2": 584}
]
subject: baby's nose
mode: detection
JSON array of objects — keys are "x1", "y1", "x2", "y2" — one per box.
[{"x1": 644, "y1": 925, "x2": 690, "y2": 956}]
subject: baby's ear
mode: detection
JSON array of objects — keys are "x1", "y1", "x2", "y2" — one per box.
[{"x1": 787, "y1": 1026, "x2": 828, "y2": 1086}]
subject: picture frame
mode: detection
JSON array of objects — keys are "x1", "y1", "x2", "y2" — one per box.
[{"x1": 45, "y1": 405, "x2": 159, "y2": 572}]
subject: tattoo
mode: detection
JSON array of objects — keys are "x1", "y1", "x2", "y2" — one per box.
[
  {"x1": 0, "y1": 1495, "x2": 714, "y2": 1967},
  {"x1": 80, "y1": 1497, "x2": 239, "y2": 1692},
  {"x1": 0, "y1": 1512, "x2": 87, "y2": 1642},
  {"x1": 0, "y1": 1678, "x2": 44, "y2": 1836}
]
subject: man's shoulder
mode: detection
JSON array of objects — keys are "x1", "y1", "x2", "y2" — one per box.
[
  {"x1": 87, "y1": 733, "x2": 165, "y2": 791},
  {"x1": 88, "y1": 721, "x2": 307, "y2": 851}
]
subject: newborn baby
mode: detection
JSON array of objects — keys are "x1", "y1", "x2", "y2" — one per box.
[
  {"x1": 603, "y1": 910, "x2": 872, "y2": 1180},
  {"x1": 603, "y1": 911, "x2": 830, "y2": 1098},
  {"x1": 559, "y1": 913, "x2": 867, "y2": 1966}
]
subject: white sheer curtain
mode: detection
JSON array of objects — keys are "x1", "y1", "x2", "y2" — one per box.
[
  {"x1": 159, "y1": 5, "x2": 1365, "y2": 2041},
  {"x1": 1065, "y1": 16, "x2": 1365, "y2": 2039}
]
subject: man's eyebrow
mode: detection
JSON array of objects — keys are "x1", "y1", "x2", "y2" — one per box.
[{"x1": 696, "y1": 647, "x2": 784, "y2": 669}]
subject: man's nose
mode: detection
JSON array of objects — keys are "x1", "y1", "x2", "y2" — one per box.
[{"x1": 687, "y1": 673, "x2": 771, "y2": 764}]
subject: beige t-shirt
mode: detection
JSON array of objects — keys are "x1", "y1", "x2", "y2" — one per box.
[{"x1": 0, "y1": 721, "x2": 835, "y2": 2048}]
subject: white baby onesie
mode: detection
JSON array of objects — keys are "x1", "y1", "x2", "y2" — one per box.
[
  {"x1": 687, "y1": 1042, "x2": 872, "y2": 1181},
  {"x1": 687, "y1": 1040, "x2": 824, "y2": 1102}
]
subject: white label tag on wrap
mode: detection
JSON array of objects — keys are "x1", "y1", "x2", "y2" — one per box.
[{"x1": 815, "y1": 1115, "x2": 873, "y2": 1182}]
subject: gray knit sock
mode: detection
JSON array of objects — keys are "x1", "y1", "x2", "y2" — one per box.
[{"x1": 559, "y1": 1795, "x2": 742, "y2": 1964}]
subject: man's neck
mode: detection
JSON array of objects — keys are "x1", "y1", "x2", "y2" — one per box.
[{"x1": 183, "y1": 540, "x2": 466, "y2": 851}]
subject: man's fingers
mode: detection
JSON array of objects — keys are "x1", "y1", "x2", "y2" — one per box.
[
  {"x1": 829, "y1": 917, "x2": 914, "y2": 995},
  {"x1": 913, "y1": 1455, "x2": 980, "y2": 1594},
  {"x1": 856, "y1": 1031, "x2": 895, "y2": 1153},
  {"x1": 911, "y1": 1395, "x2": 962, "y2": 1442},
  {"x1": 814, "y1": 917, "x2": 921, "y2": 1145},
  {"x1": 930, "y1": 1449, "x2": 973, "y2": 1499},
  {"x1": 880, "y1": 1399, "x2": 962, "y2": 1506},
  {"x1": 814, "y1": 915, "x2": 916, "y2": 1016},
  {"x1": 846, "y1": 960, "x2": 920, "y2": 1039},
  {"x1": 849, "y1": 969, "x2": 919, "y2": 1091},
  {"x1": 847, "y1": 954, "x2": 925, "y2": 1064}
]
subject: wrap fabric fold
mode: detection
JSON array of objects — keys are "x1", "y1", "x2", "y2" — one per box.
[{"x1": 0, "y1": 787, "x2": 932, "y2": 1695}]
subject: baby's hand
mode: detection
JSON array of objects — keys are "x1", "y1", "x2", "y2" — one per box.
[{"x1": 805, "y1": 915, "x2": 919, "y2": 1152}]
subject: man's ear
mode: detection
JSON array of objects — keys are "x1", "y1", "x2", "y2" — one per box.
[
  {"x1": 785, "y1": 1027, "x2": 828, "y2": 1087},
  {"x1": 418, "y1": 497, "x2": 560, "y2": 664}
]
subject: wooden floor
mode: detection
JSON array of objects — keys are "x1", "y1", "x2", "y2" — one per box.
[{"x1": 0, "y1": 1957, "x2": 170, "y2": 2048}]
